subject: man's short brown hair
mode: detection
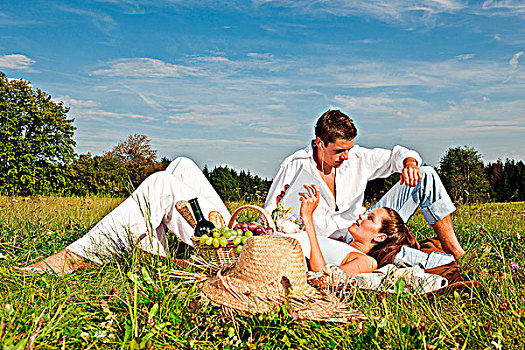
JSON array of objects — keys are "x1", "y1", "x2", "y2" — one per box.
[{"x1": 314, "y1": 110, "x2": 357, "y2": 144}]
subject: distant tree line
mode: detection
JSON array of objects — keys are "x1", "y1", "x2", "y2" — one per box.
[
  {"x1": 2, "y1": 73, "x2": 523, "y2": 204},
  {"x1": 203, "y1": 165, "x2": 272, "y2": 203},
  {"x1": 365, "y1": 146, "x2": 525, "y2": 205}
]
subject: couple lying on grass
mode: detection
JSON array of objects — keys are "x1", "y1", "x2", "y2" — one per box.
[{"x1": 21, "y1": 110, "x2": 465, "y2": 281}]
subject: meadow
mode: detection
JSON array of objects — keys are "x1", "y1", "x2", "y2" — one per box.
[{"x1": 0, "y1": 196, "x2": 524, "y2": 349}]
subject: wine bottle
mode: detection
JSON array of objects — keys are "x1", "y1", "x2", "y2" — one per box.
[{"x1": 189, "y1": 197, "x2": 216, "y2": 237}]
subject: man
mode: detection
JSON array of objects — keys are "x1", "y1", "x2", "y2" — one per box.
[{"x1": 264, "y1": 109, "x2": 464, "y2": 259}]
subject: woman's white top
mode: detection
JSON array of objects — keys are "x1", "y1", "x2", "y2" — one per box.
[
  {"x1": 280, "y1": 231, "x2": 364, "y2": 266},
  {"x1": 318, "y1": 236, "x2": 364, "y2": 266}
]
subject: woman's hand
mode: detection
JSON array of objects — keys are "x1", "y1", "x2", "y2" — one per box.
[{"x1": 299, "y1": 184, "x2": 320, "y2": 221}]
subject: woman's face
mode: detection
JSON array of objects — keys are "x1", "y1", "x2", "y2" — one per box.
[{"x1": 348, "y1": 208, "x2": 387, "y2": 243}]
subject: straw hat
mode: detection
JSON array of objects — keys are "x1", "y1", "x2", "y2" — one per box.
[{"x1": 202, "y1": 235, "x2": 353, "y2": 322}]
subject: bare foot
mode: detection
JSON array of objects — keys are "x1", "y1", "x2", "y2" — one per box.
[{"x1": 17, "y1": 249, "x2": 86, "y2": 276}]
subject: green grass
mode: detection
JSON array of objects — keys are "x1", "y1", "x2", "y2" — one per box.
[{"x1": 1, "y1": 196, "x2": 524, "y2": 349}]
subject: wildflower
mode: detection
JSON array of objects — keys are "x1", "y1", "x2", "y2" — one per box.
[
  {"x1": 491, "y1": 340, "x2": 502, "y2": 350},
  {"x1": 517, "y1": 233, "x2": 521, "y2": 240},
  {"x1": 94, "y1": 330, "x2": 107, "y2": 339},
  {"x1": 511, "y1": 262, "x2": 519, "y2": 271},
  {"x1": 11, "y1": 199, "x2": 18, "y2": 203},
  {"x1": 498, "y1": 301, "x2": 510, "y2": 312},
  {"x1": 1, "y1": 323, "x2": 6, "y2": 339},
  {"x1": 80, "y1": 332, "x2": 90, "y2": 342},
  {"x1": 292, "y1": 310, "x2": 299, "y2": 321}
]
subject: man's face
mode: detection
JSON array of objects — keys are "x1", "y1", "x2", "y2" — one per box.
[{"x1": 317, "y1": 137, "x2": 354, "y2": 168}]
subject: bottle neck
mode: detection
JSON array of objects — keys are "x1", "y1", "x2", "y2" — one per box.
[{"x1": 189, "y1": 198, "x2": 205, "y2": 222}]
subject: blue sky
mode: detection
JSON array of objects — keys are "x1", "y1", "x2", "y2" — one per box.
[{"x1": 1, "y1": 1, "x2": 523, "y2": 178}]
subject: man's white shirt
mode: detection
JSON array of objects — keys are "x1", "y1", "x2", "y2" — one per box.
[{"x1": 264, "y1": 142, "x2": 422, "y2": 241}]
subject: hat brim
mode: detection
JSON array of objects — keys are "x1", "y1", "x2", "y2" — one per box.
[
  {"x1": 203, "y1": 271, "x2": 349, "y2": 321},
  {"x1": 201, "y1": 236, "x2": 353, "y2": 322}
]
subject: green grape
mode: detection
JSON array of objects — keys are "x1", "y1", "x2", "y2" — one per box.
[
  {"x1": 236, "y1": 229, "x2": 243, "y2": 236},
  {"x1": 212, "y1": 237, "x2": 220, "y2": 248},
  {"x1": 223, "y1": 230, "x2": 232, "y2": 239},
  {"x1": 236, "y1": 245, "x2": 243, "y2": 254},
  {"x1": 245, "y1": 230, "x2": 253, "y2": 237},
  {"x1": 205, "y1": 237, "x2": 213, "y2": 246},
  {"x1": 219, "y1": 237, "x2": 228, "y2": 247},
  {"x1": 232, "y1": 237, "x2": 241, "y2": 246},
  {"x1": 241, "y1": 236, "x2": 248, "y2": 244},
  {"x1": 200, "y1": 234, "x2": 209, "y2": 244}
]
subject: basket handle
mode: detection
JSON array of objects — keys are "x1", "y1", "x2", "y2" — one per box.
[{"x1": 227, "y1": 204, "x2": 277, "y2": 231}]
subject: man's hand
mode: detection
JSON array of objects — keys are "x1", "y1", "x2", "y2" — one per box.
[
  {"x1": 400, "y1": 157, "x2": 422, "y2": 187},
  {"x1": 276, "y1": 184, "x2": 290, "y2": 206}
]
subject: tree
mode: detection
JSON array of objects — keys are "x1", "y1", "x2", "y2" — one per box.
[
  {"x1": 204, "y1": 165, "x2": 272, "y2": 204},
  {"x1": 65, "y1": 153, "x2": 128, "y2": 196},
  {"x1": 207, "y1": 166, "x2": 240, "y2": 202},
  {"x1": 486, "y1": 159, "x2": 525, "y2": 202},
  {"x1": 0, "y1": 72, "x2": 76, "y2": 195},
  {"x1": 438, "y1": 146, "x2": 490, "y2": 204},
  {"x1": 104, "y1": 134, "x2": 158, "y2": 188}
]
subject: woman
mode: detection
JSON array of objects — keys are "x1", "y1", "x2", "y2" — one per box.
[{"x1": 299, "y1": 184, "x2": 418, "y2": 277}]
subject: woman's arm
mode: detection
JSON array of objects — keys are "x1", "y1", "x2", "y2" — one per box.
[
  {"x1": 300, "y1": 184, "x2": 378, "y2": 276},
  {"x1": 299, "y1": 184, "x2": 326, "y2": 272}
]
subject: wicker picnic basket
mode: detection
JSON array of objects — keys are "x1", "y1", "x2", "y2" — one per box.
[{"x1": 190, "y1": 205, "x2": 277, "y2": 269}]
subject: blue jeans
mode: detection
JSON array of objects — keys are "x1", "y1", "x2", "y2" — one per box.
[{"x1": 367, "y1": 166, "x2": 456, "y2": 225}]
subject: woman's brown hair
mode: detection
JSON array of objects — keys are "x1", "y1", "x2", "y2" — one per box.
[{"x1": 368, "y1": 207, "x2": 420, "y2": 267}]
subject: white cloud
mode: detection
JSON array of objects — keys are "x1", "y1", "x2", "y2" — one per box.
[
  {"x1": 482, "y1": 0, "x2": 525, "y2": 12},
  {"x1": 465, "y1": 118, "x2": 524, "y2": 127},
  {"x1": 455, "y1": 53, "x2": 475, "y2": 60},
  {"x1": 94, "y1": 0, "x2": 146, "y2": 14},
  {"x1": 54, "y1": 95, "x2": 100, "y2": 108},
  {"x1": 396, "y1": 111, "x2": 413, "y2": 119},
  {"x1": 321, "y1": 56, "x2": 521, "y2": 91},
  {"x1": 264, "y1": 104, "x2": 285, "y2": 110},
  {"x1": 164, "y1": 102, "x2": 300, "y2": 136},
  {"x1": 0, "y1": 54, "x2": 35, "y2": 70},
  {"x1": 0, "y1": 11, "x2": 39, "y2": 26},
  {"x1": 509, "y1": 51, "x2": 523, "y2": 69},
  {"x1": 333, "y1": 94, "x2": 428, "y2": 117},
  {"x1": 91, "y1": 58, "x2": 202, "y2": 77},
  {"x1": 55, "y1": 5, "x2": 116, "y2": 33},
  {"x1": 195, "y1": 55, "x2": 231, "y2": 63},
  {"x1": 253, "y1": 0, "x2": 466, "y2": 28},
  {"x1": 74, "y1": 109, "x2": 158, "y2": 122},
  {"x1": 355, "y1": 39, "x2": 382, "y2": 44},
  {"x1": 247, "y1": 52, "x2": 275, "y2": 59}
]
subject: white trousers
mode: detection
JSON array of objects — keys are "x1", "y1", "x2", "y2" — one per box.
[{"x1": 67, "y1": 157, "x2": 231, "y2": 264}]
